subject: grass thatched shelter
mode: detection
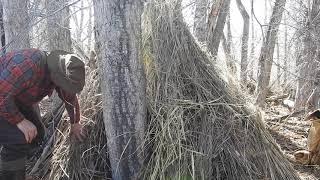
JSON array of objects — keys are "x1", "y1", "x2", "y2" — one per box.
[{"x1": 27, "y1": 0, "x2": 300, "y2": 179}]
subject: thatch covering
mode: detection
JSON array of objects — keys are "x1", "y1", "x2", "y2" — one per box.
[
  {"x1": 27, "y1": 0, "x2": 299, "y2": 179},
  {"x1": 141, "y1": 1, "x2": 299, "y2": 179}
]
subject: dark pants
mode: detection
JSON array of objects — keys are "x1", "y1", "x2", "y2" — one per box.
[
  {"x1": 0, "y1": 144, "x2": 30, "y2": 180},
  {"x1": 0, "y1": 103, "x2": 45, "y2": 180}
]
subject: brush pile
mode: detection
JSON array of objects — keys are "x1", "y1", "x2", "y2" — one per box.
[{"x1": 27, "y1": 0, "x2": 300, "y2": 179}]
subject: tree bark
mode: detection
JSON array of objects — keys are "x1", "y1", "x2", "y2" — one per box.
[
  {"x1": 283, "y1": 12, "x2": 288, "y2": 85},
  {"x1": 276, "y1": 39, "x2": 281, "y2": 85},
  {"x1": 295, "y1": 0, "x2": 320, "y2": 110},
  {"x1": 46, "y1": 0, "x2": 72, "y2": 51},
  {"x1": 207, "y1": 0, "x2": 231, "y2": 58},
  {"x1": 2, "y1": 0, "x2": 30, "y2": 51},
  {"x1": 255, "y1": 0, "x2": 286, "y2": 107},
  {"x1": 221, "y1": 15, "x2": 236, "y2": 76},
  {"x1": 93, "y1": 0, "x2": 146, "y2": 179},
  {"x1": 249, "y1": 0, "x2": 255, "y2": 80},
  {"x1": 236, "y1": 0, "x2": 249, "y2": 85},
  {"x1": 0, "y1": 1, "x2": 4, "y2": 49},
  {"x1": 194, "y1": 0, "x2": 209, "y2": 43}
]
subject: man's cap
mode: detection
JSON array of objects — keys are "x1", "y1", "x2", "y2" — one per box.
[{"x1": 47, "y1": 50, "x2": 85, "y2": 94}]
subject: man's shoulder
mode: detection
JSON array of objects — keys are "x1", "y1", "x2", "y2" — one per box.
[{"x1": 2, "y1": 49, "x2": 45, "y2": 68}]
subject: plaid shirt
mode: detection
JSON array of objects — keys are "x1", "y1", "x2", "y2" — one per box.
[{"x1": 0, "y1": 48, "x2": 80, "y2": 125}]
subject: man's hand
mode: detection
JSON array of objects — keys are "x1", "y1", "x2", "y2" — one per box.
[
  {"x1": 70, "y1": 122, "x2": 85, "y2": 142},
  {"x1": 17, "y1": 119, "x2": 38, "y2": 143}
]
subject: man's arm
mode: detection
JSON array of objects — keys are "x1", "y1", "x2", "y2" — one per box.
[
  {"x1": 57, "y1": 88, "x2": 84, "y2": 141},
  {"x1": 56, "y1": 88, "x2": 80, "y2": 124},
  {"x1": 0, "y1": 52, "x2": 40, "y2": 143},
  {"x1": 0, "y1": 67, "x2": 35, "y2": 124}
]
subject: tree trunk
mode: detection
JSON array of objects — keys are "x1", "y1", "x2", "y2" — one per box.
[
  {"x1": 2, "y1": 0, "x2": 30, "y2": 51},
  {"x1": 255, "y1": 0, "x2": 286, "y2": 107},
  {"x1": 93, "y1": 0, "x2": 146, "y2": 179},
  {"x1": 221, "y1": 15, "x2": 236, "y2": 76},
  {"x1": 46, "y1": 0, "x2": 72, "y2": 51},
  {"x1": 249, "y1": 0, "x2": 255, "y2": 80},
  {"x1": 276, "y1": 39, "x2": 281, "y2": 85},
  {"x1": 194, "y1": 0, "x2": 209, "y2": 43},
  {"x1": 0, "y1": 1, "x2": 4, "y2": 50},
  {"x1": 295, "y1": 0, "x2": 320, "y2": 110},
  {"x1": 207, "y1": 0, "x2": 231, "y2": 58},
  {"x1": 45, "y1": 0, "x2": 72, "y2": 109},
  {"x1": 283, "y1": 12, "x2": 288, "y2": 85},
  {"x1": 236, "y1": 0, "x2": 249, "y2": 85}
]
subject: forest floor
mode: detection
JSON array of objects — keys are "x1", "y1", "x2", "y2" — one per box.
[{"x1": 265, "y1": 104, "x2": 320, "y2": 180}]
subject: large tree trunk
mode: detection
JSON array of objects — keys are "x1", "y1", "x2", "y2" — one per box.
[
  {"x1": 295, "y1": 0, "x2": 320, "y2": 110},
  {"x1": 236, "y1": 0, "x2": 249, "y2": 85},
  {"x1": 46, "y1": 0, "x2": 72, "y2": 51},
  {"x1": 2, "y1": 0, "x2": 30, "y2": 51},
  {"x1": 93, "y1": 0, "x2": 146, "y2": 179},
  {"x1": 255, "y1": 0, "x2": 286, "y2": 107},
  {"x1": 207, "y1": 0, "x2": 231, "y2": 58},
  {"x1": 194, "y1": 0, "x2": 209, "y2": 43}
]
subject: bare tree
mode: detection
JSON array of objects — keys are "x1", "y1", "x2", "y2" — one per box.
[
  {"x1": 255, "y1": 0, "x2": 286, "y2": 107},
  {"x1": 207, "y1": 0, "x2": 231, "y2": 58},
  {"x1": 236, "y1": 0, "x2": 249, "y2": 85},
  {"x1": 93, "y1": 0, "x2": 146, "y2": 179},
  {"x1": 194, "y1": 0, "x2": 209, "y2": 43},
  {"x1": 2, "y1": 0, "x2": 30, "y2": 51}
]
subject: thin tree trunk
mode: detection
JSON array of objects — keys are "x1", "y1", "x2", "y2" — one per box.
[
  {"x1": 87, "y1": 0, "x2": 93, "y2": 54},
  {"x1": 222, "y1": 14, "x2": 237, "y2": 76},
  {"x1": 2, "y1": 0, "x2": 30, "y2": 51},
  {"x1": 93, "y1": 0, "x2": 146, "y2": 179},
  {"x1": 283, "y1": 12, "x2": 288, "y2": 85},
  {"x1": 276, "y1": 39, "x2": 281, "y2": 85},
  {"x1": 0, "y1": 1, "x2": 5, "y2": 50},
  {"x1": 256, "y1": 0, "x2": 286, "y2": 107},
  {"x1": 236, "y1": 0, "x2": 249, "y2": 85},
  {"x1": 207, "y1": 0, "x2": 231, "y2": 58},
  {"x1": 194, "y1": 0, "x2": 209, "y2": 43},
  {"x1": 249, "y1": 0, "x2": 255, "y2": 80}
]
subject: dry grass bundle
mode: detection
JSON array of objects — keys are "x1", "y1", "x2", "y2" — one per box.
[{"x1": 141, "y1": 1, "x2": 300, "y2": 179}]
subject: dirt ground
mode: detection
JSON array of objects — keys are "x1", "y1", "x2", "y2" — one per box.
[{"x1": 265, "y1": 104, "x2": 320, "y2": 180}]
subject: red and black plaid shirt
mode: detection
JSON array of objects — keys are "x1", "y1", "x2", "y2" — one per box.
[{"x1": 0, "y1": 48, "x2": 80, "y2": 125}]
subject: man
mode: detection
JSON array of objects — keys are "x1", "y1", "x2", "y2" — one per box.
[{"x1": 0, "y1": 49, "x2": 86, "y2": 179}]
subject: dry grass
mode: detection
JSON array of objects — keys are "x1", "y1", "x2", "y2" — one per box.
[
  {"x1": 28, "y1": 0, "x2": 300, "y2": 179},
  {"x1": 141, "y1": 0, "x2": 300, "y2": 179}
]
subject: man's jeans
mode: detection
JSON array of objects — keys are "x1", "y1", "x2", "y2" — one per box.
[{"x1": 0, "y1": 144, "x2": 30, "y2": 180}]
